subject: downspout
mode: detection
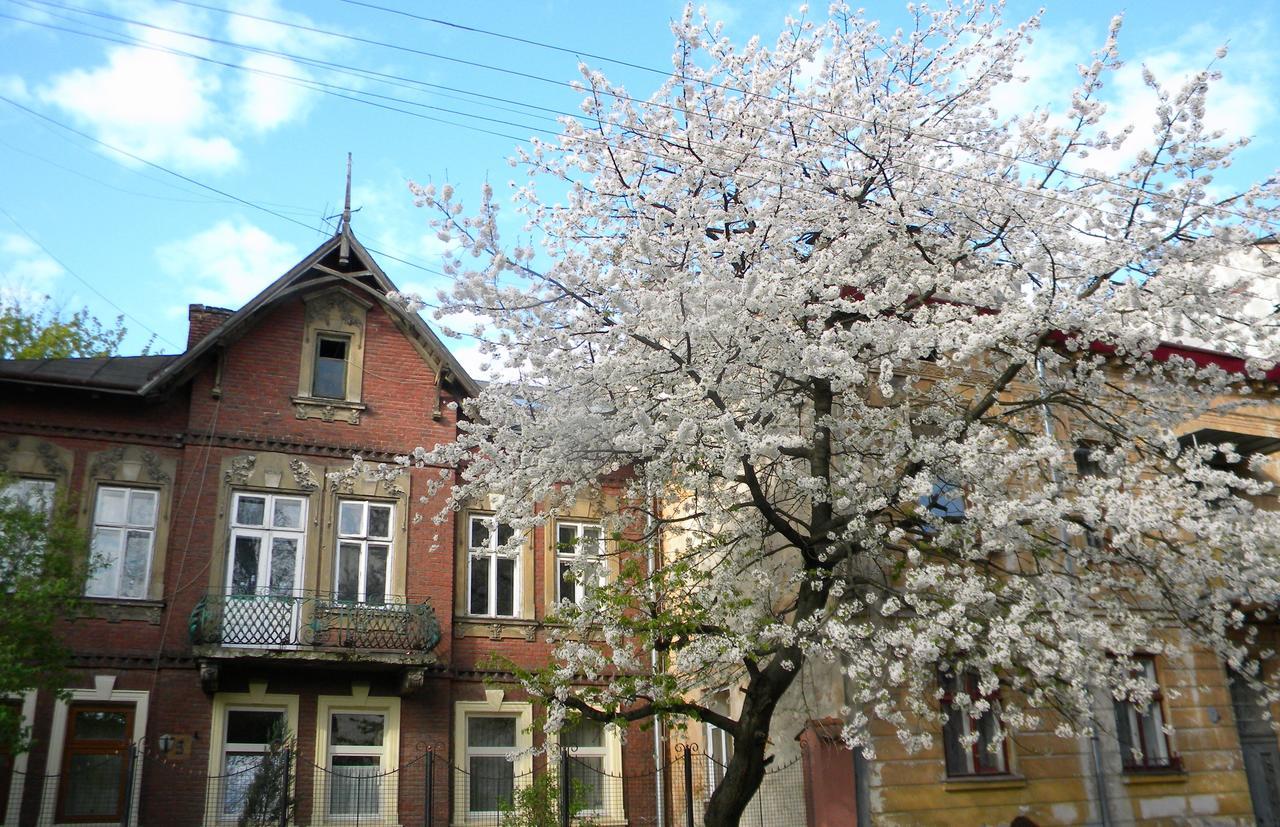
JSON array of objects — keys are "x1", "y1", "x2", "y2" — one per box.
[
  {"x1": 647, "y1": 479, "x2": 665, "y2": 827},
  {"x1": 1037, "y1": 356, "x2": 1112, "y2": 827}
]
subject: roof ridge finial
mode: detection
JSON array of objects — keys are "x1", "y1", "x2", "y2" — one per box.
[{"x1": 339, "y1": 152, "x2": 352, "y2": 265}]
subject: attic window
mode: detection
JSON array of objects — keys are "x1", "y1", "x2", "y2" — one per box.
[{"x1": 313, "y1": 336, "x2": 349, "y2": 399}]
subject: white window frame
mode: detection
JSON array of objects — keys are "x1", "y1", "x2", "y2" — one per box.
[
  {"x1": 467, "y1": 514, "x2": 519, "y2": 618},
  {"x1": 555, "y1": 520, "x2": 605, "y2": 605},
  {"x1": 325, "y1": 710, "x2": 386, "y2": 820},
  {"x1": 40, "y1": 684, "x2": 148, "y2": 827},
  {"x1": 205, "y1": 684, "x2": 299, "y2": 827},
  {"x1": 557, "y1": 720, "x2": 611, "y2": 818},
  {"x1": 454, "y1": 699, "x2": 533, "y2": 821},
  {"x1": 217, "y1": 706, "x2": 290, "y2": 823},
  {"x1": 312, "y1": 690, "x2": 400, "y2": 826},
  {"x1": 334, "y1": 500, "x2": 394, "y2": 604},
  {"x1": 705, "y1": 723, "x2": 732, "y2": 793},
  {"x1": 548, "y1": 719, "x2": 625, "y2": 824},
  {"x1": 1116, "y1": 658, "x2": 1176, "y2": 771},
  {"x1": 87, "y1": 485, "x2": 158, "y2": 600},
  {"x1": 312, "y1": 333, "x2": 351, "y2": 400},
  {"x1": 226, "y1": 492, "x2": 307, "y2": 597}
]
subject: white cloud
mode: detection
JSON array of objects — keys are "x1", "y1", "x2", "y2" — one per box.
[
  {"x1": 33, "y1": 0, "x2": 337, "y2": 171},
  {"x1": 988, "y1": 18, "x2": 1275, "y2": 180},
  {"x1": 155, "y1": 219, "x2": 299, "y2": 308},
  {"x1": 234, "y1": 53, "x2": 315, "y2": 132},
  {"x1": 0, "y1": 233, "x2": 65, "y2": 305},
  {"x1": 700, "y1": 0, "x2": 742, "y2": 28},
  {"x1": 223, "y1": 0, "x2": 336, "y2": 133},
  {"x1": 0, "y1": 74, "x2": 30, "y2": 102},
  {"x1": 38, "y1": 2, "x2": 238, "y2": 172}
]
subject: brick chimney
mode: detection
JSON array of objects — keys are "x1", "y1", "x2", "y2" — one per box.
[{"x1": 187, "y1": 305, "x2": 233, "y2": 350}]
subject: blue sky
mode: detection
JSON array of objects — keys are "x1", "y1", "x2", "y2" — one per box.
[{"x1": 1, "y1": 0, "x2": 1277, "y2": 376}]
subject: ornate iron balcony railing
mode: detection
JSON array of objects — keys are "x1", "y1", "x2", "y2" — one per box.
[{"x1": 189, "y1": 591, "x2": 441, "y2": 653}]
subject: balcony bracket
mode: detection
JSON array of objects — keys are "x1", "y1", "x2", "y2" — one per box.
[
  {"x1": 199, "y1": 659, "x2": 220, "y2": 695},
  {"x1": 399, "y1": 667, "x2": 428, "y2": 696}
]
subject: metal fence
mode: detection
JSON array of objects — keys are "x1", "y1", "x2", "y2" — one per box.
[
  {"x1": 667, "y1": 745, "x2": 809, "y2": 827},
  {"x1": 4, "y1": 740, "x2": 811, "y2": 826}
]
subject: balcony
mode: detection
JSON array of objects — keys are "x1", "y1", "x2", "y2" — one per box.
[{"x1": 189, "y1": 591, "x2": 442, "y2": 690}]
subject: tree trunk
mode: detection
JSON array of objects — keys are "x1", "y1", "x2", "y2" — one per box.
[{"x1": 700, "y1": 650, "x2": 803, "y2": 827}]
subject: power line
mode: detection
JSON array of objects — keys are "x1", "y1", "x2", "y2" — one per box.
[
  {"x1": 14, "y1": 0, "x2": 1276, "y2": 259},
  {"x1": 208, "y1": 0, "x2": 1279, "y2": 228},
  {"x1": 0, "y1": 203, "x2": 184, "y2": 351},
  {"x1": 0, "y1": 92, "x2": 335, "y2": 239},
  {"x1": 5, "y1": 2, "x2": 1277, "y2": 298}
]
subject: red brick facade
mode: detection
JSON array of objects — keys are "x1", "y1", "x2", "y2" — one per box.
[{"x1": 0, "y1": 229, "x2": 659, "y2": 826}]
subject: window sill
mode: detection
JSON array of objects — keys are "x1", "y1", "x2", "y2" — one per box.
[
  {"x1": 944, "y1": 774, "x2": 1027, "y2": 792},
  {"x1": 454, "y1": 617, "x2": 538, "y2": 641},
  {"x1": 292, "y1": 396, "x2": 366, "y2": 425},
  {"x1": 77, "y1": 597, "x2": 164, "y2": 624},
  {"x1": 1121, "y1": 768, "x2": 1188, "y2": 785}
]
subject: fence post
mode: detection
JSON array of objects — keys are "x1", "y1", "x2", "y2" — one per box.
[
  {"x1": 119, "y1": 744, "x2": 137, "y2": 827},
  {"x1": 424, "y1": 748, "x2": 434, "y2": 827},
  {"x1": 683, "y1": 747, "x2": 694, "y2": 827},
  {"x1": 559, "y1": 745, "x2": 571, "y2": 827},
  {"x1": 278, "y1": 747, "x2": 291, "y2": 827}
]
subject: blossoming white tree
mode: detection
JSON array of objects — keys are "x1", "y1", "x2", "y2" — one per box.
[{"x1": 409, "y1": 3, "x2": 1280, "y2": 824}]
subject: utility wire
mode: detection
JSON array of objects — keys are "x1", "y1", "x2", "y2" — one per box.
[
  {"x1": 0, "y1": 203, "x2": 184, "y2": 351},
  {"x1": 12, "y1": 0, "x2": 1276, "y2": 254},
  {"x1": 4, "y1": 3, "x2": 1278, "y2": 296},
  {"x1": 181, "y1": 0, "x2": 1279, "y2": 226}
]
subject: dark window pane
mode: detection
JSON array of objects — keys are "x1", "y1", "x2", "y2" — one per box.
[
  {"x1": 236, "y1": 496, "x2": 266, "y2": 526},
  {"x1": 368, "y1": 505, "x2": 392, "y2": 539},
  {"x1": 468, "y1": 717, "x2": 516, "y2": 748},
  {"x1": 226, "y1": 710, "x2": 285, "y2": 745},
  {"x1": 469, "y1": 757, "x2": 514, "y2": 812},
  {"x1": 336, "y1": 543, "x2": 361, "y2": 601},
  {"x1": 566, "y1": 756, "x2": 604, "y2": 810},
  {"x1": 557, "y1": 524, "x2": 576, "y2": 550},
  {"x1": 230, "y1": 536, "x2": 260, "y2": 595},
  {"x1": 559, "y1": 560, "x2": 576, "y2": 603},
  {"x1": 495, "y1": 558, "x2": 515, "y2": 616},
  {"x1": 469, "y1": 519, "x2": 490, "y2": 549},
  {"x1": 269, "y1": 539, "x2": 296, "y2": 595},
  {"x1": 366, "y1": 545, "x2": 388, "y2": 604},
  {"x1": 73, "y1": 710, "x2": 128, "y2": 741},
  {"x1": 496, "y1": 523, "x2": 515, "y2": 546},
  {"x1": 469, "y1": 556, "x2": 490, "y2": 615},
  {"x1": 318, "y1": 337, "x2": 347, "y2": 359},
  {"x1": 331, "y1": 713, "x2": 384, "y2": 746},
  {"x1": 563, "y1": 720, "x2": 604, "y2": 748},
  {"x1": 63, "y1": 754, "x2": 123, "y2": 818}
]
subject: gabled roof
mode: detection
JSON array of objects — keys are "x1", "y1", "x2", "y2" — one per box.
[
  {"x1": 0, "y1": 354, "x2": 178, "y2": 394},
  {"x1": 145, "y1": 226, "x2": 478, "y2": 398},
  {"x1": 0, "y1": 226, "x2": 479, "y2": 399}
]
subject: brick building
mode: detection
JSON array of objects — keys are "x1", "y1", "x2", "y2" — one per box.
[{"x1": 0, "y1": 222, "x2": 658, "y2": 826}]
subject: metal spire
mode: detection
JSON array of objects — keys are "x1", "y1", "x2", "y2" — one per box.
[{"x1": 339, "y1": 152, "x2": 352, "y2": 265}]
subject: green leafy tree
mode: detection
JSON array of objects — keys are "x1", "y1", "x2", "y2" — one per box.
[
  {"x1": 0, "y1": 478, "x2": 87, "y2": 753},
  {"x1": 498, "y1": 768, "x2": 599, "y2": 827},
  {"x1": 235, "y1": 726, "x2": 294, "y2": 827},
  {"x1": 0, "y1": 297, "x2": 129, "y2": 359}
]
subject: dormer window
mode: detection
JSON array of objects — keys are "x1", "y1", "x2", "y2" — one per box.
[
  {"x1": 294, "y1": 289, "x2": 370, "y2": 424},
  {"x1": 313, "y1": 336, "x2": 350, "y2": 399}
]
